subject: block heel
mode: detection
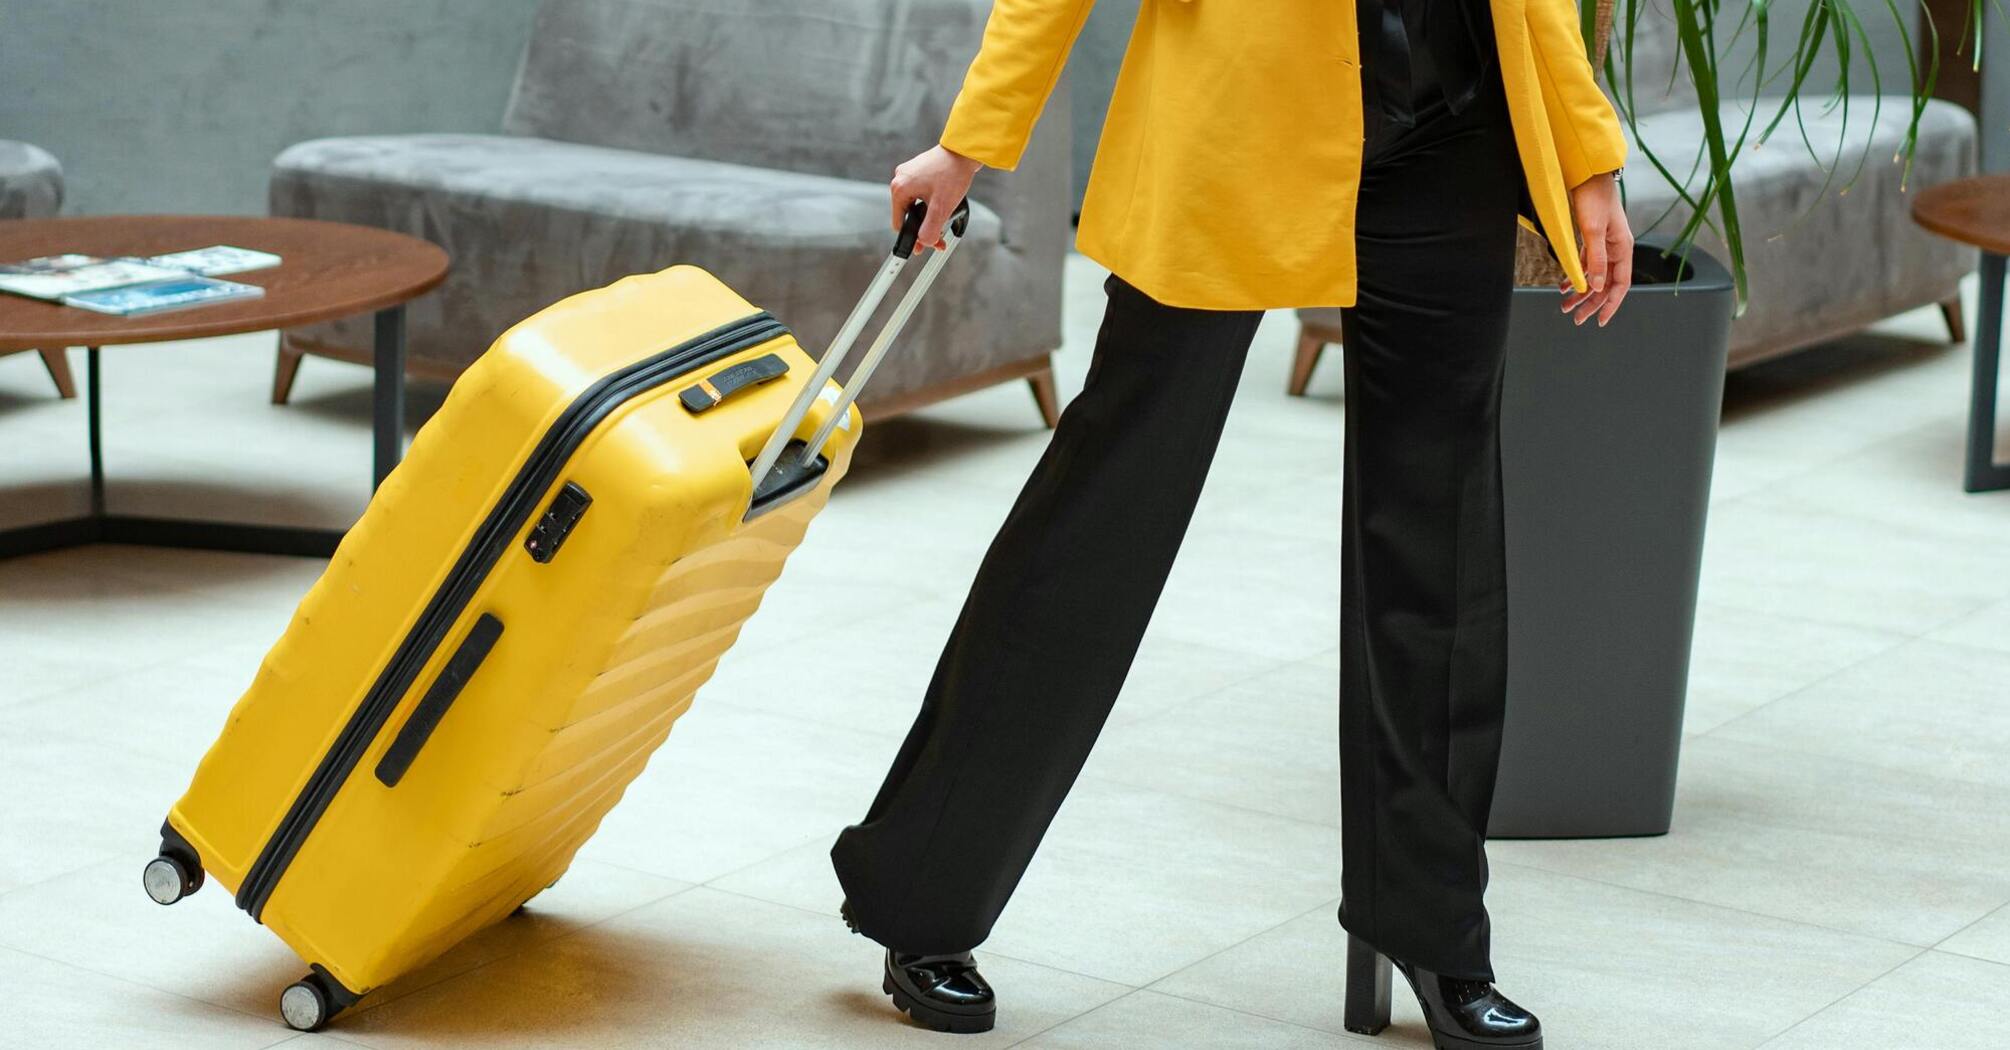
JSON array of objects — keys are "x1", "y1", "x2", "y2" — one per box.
[
  {"x1": 1345, "y1": 935, "x2": 1393, "y2": 1035},
  {"x1": 1345, "y1": 933, "x2": 1543, "y2": 1049}
]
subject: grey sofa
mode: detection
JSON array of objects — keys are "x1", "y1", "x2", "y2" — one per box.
[
  {"x1": 268, "y1": 0, "x2": 1071, "y2": 425},
  {"x1": 1, "y1": 140, "x2": 75, "y2": 398},
  {"x1": 1292, "y1": 4, "x2": 1978, "y2": 384}
]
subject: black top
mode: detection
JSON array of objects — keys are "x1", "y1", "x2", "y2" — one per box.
[{"x1": 1358, "y1": 0, "x2": 1496, "y2": 128}]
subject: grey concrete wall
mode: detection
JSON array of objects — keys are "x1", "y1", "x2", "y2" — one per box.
[{"x1": 2, "y1": 0, "x2": 541, "y2": 216}]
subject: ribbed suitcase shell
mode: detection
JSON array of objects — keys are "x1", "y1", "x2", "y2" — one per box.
[{"x1": 164, "y1": 265, "x2": 860, "y2": 996}]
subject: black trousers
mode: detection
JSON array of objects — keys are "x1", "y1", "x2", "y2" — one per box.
[{"x1": 831, "y1": 57, "x2": 1522, "y2": 982}]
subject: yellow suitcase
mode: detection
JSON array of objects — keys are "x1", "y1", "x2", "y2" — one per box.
[{"x1": 147, "y1": 203, "x2": 970, "y2": 1032}]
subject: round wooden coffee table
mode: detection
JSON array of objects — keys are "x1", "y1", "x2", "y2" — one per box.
[
  {"x1": 1912, "y1": 174, "x2": 2010, "y2": 493},
  {"x1": 0, "y1": 215, "x2": 448, "y2": 558}
]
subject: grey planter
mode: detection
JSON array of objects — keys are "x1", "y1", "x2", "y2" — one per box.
[{"x1": 1488, "y1": 236, "x2": 1734, "y2": 839}]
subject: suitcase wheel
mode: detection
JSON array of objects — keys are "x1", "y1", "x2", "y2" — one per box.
[
  {"x1": 279, "y1": 979, "x2": 331, "y2": 1032},
  {"x1": 280, "y1": 969, "x2": 357, "y2": 1032},
  {"x1": 142, "y1": 853, "x2": 203, "y2": 906}
]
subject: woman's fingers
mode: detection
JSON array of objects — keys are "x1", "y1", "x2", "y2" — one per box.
[
  {"x1": 914, "y1": 197, "x2": 948, "y2": 251},
  {"x1": 1597, "y1": 229, "x2": 1634, "y2": 327},
  {"x1": 1571, "y1": 287, "x2": 1608, "y2": 325},
  {"x1": 891, "y1": 146, "x2": 980, "y2": 252},
  {"x1": 1579, "y1": 220, "x2": 1608, "y2": 295},
  {"x1": 889, "y1": 167, "x2": 916, "y2": 235}
]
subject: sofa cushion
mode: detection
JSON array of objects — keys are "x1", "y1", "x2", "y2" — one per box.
[
  {"x1": 271, "y1": 132, "x2": 1013, "y2": 394},
  {"x1": 504, "y1": 0, "x2": 985, "y2": 185},
  {"x1": 0, "y1": 141, "x2": 63, "y2": 220},
  {"x1": 1622, "y1": 95, "x2": 1976, "y2": 362}
]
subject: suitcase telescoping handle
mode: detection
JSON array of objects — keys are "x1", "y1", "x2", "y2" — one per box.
[{"x1": 746, "y1": 197, "x2": 973, "y2": 496}]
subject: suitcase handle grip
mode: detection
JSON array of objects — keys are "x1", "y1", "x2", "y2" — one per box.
[
  {"x1": 679, "y1": 352, "x2": 790, "y2": 414},
  {"x1": 893, "y1": 196, "x2": 970, "y2": 259},
  {"x1": 746, "y1": 197, "x2": 972, "y2": 501}
]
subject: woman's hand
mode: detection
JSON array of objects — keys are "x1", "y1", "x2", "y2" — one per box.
[
  {"x1": 1560, "y1": 171, "x2": 1633, "y2": 327},
  {"x1": 892, "y1": 145, "x2": 984, "y2": 251}
]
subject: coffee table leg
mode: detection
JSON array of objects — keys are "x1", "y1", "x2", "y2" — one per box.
[
  {"x1": 373, "y1": 305, "x2": 407, "y2": 490},
  {"x1": 87, "y1": 347, "x2": 105, "y2": 516},
  {"x1": 1967, "y1": 252, "x2": 2009, "y2": 493}
]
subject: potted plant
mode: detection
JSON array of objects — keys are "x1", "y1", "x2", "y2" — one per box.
[{"x1": 1487, "y1": 0, "x2": 1986, "y2": 837}]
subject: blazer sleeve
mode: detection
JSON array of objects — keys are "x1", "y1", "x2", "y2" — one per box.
[
  {"x1": 939, "y1": 0, "x2": 1099, "y2": 170},
  {"x1": 1525, "y1": 0, "x2": 1629, "y2": 189}
]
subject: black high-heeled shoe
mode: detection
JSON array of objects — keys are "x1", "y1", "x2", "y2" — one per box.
[
  {"x1": 842, "y1": 900, "x2": 998, "y2": 1034},
  {"x1": 1344, "y1": 935, "x2": 1542, "y2": 1050}
]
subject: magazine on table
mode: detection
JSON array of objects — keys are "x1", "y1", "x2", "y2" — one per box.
[
  {"x1": 0, "y1": 244, "x2": 281, "y2": 315},
  {"x1": 62, "y1": 276, "x2": 266, "y2": 316}
]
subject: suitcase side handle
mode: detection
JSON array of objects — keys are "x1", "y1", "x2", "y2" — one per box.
[
  {"x1": 374, "y1": 613, "x2": 504, "y2": 788},
  {"x1": 746, "y1": 197, "x2": 972, "y2": 495}
]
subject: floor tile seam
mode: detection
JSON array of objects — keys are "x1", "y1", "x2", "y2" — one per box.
[
  {"x1": 1690, "y1": 598, "x2": 1923, "y2": 640},
  {"x1": 1486, "y1": 854, "x2": 1983, "y2": 951},
  {"x1": 1692, "y1": 711, "x2": 2010, "y2": 806},
  {"x1": 0, "y1": 649, "x2": 184, "y2": 712},
  {"x1": 0, "y1": 940, "x2": 281, "y2": 1031},
  {"x1": 1066, "y1": 768, "x2": 1344, "y2": 836},
  {"x1": 999, "y1": 987, "x2": 1153, "y2": 1049},
  {"x1": 1927, "y1": 898, "x2": 2010, "y2": 956},
  {"x1": 1091, "y1": 648, "x2": 1344, "y2": 735},
  {"x1": 338, "y1": 878, "x2": 704, "y2": 1020},
  {"x1": 693, "y1": 881, "x2": 1148, "y2": 990},
  {"x1": 1690, "y1": 628, "x2": 1930, "y2": 741},
  {"x1": 1745, "y1": 944, "x2": 1934, "y2": 1049},
  {"x1": 0, "y1": 851, "x2": 142, "y2": 905},
  {"x1": 1134, "y1": 895, "x2": 1344, "y2": 998}
]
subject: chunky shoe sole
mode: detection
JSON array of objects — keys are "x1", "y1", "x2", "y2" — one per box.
[
  {"x1": 1424, "y1": 1034, "x2": 1542, "y2": 1050},
  {"x1": 882, "y1": 973, "x2": 996, "y2": 1034}
]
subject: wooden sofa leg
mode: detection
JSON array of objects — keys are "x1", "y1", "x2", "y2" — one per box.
[
  {"x1": 1289, "y1": 327, "x2": 1327, "y2": 397},
  {"x1": 1940, "y1": 295, "x2": 1967, "y2": 345},
  {"x1": 37, "y1": 348, "x2": 77, "y2": 399},
  {"x1": 272, "y1": 341, "x2": 306, "y2": 405},
  {"x1": 1027, "y1": 358, "x2": 1062, "y2": 428}
]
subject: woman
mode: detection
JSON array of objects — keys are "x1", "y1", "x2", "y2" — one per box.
[{"x1": 831, "y1": 0, "x2": 1632, "y2": 1045}]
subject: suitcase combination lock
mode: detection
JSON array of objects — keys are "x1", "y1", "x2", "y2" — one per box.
[{"x1": 525, "y1": 482, "x2": 593, "y2": 563}]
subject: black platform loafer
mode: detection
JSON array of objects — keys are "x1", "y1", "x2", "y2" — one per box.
[
  {"x1": 883, "y1": 949, "x2": 996, "y2": 1034},
  {"x1": 840, "y1": 900, "x2": 997, "y2": 1035},
  {"x1": 1345, "y1": 936, "x2": 1541, "y2": 1050}
]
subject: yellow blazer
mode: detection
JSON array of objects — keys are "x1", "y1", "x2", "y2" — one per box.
[{"x1": 939, "y1": 0, "x2": 1629, "y2": 310}]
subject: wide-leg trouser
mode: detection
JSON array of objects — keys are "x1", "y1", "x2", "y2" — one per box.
[
  {"x1": 1337, "y1": 61, "x2": 1522, "y2": 982},
  {"x1": 830, "y1": 273, "x2": 1263, "y2": 955},
  {"x1": 831, "y1": 55, "x2": 1523, "y2": 978}
]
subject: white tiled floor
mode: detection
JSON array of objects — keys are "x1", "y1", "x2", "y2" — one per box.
[{"x1": 3, "y1": 252, "x2": 2008, "y2": 1048}]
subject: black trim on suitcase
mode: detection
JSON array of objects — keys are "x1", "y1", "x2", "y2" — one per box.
[
  {"x1": 234, "y1": 311, "x2": 790, "y2": 919},
  {"x1": 373, "y1": 613, "x2": 504, "y2": 788}
]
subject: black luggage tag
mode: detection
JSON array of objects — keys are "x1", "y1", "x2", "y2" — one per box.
[{"x1": 680, "y1": 353, "x2": 789, "y2": 413}]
